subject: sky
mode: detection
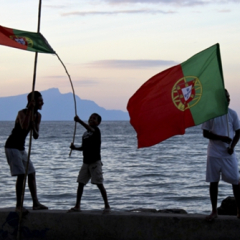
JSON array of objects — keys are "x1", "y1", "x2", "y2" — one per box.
[{"x1": 0, "y1": 0, "x2": 240, "y2": 115}]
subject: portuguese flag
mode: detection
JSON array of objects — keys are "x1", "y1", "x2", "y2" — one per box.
[
  {"x1": 0, "y1": 25, "x2": 55, "y2": 54},
  {"x1": 127, "y1": 44, "x2": 228, "y2": 148}
]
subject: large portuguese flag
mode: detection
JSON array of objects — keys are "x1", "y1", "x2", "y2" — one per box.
[
  {"x1": 0, "y1": 25, "x2": 55, "y2": 54},
  {"x1": 127, "y1": 43, "x2": 228, "y2": 148}
]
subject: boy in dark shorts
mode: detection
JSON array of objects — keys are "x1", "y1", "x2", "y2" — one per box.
[{"x1": 68, "y1": 113, "x2": 110, "y2": 212}]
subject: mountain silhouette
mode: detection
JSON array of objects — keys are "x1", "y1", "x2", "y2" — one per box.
[{"x1": 0, "y1": 88, "x2": 130, "y2": 121}]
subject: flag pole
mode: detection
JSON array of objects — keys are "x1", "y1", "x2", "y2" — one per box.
[
  {"x1": 55, "y1": 53, "x2": 78, "y2": 156},
  {"x1": 17, "y1": 1, "x2": 42, "y2": 239}
]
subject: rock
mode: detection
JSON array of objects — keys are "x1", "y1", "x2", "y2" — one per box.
[
  {"x1": 128, "y1": 208, "x2": 158, "y2": 213},
  {"x1": 157, "y1": 209, "x2": 187, "y2": 214},
  {"x1": 217, "y1": 196, "x2": 237, "y2": 215},
  {"x1": 128, "y1": 208, "x2": 187, "y2": 214}
]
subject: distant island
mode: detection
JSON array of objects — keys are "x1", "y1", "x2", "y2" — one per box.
[{"x1": 0, "y1": 88, "x2": 130, "y2": 121}]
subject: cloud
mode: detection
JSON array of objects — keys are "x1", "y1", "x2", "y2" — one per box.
[
  {"x1": 42, "y1": 75, "x2": 99, "y2": 86},
  {"x1": 43, "y1": 75, "x2": 67, "y2": 78},
  {"x1": 84, "y1": 60, "x2": 178, "y2": 69},
  {"x1": 73, "y1": 79, "x2": 100, "y2": 85},
  {"x1": 61, "y1": 9, "x2": 175, "y2": 16},
  {"x1": 217, "y1": 9, "x2": 231, "y2": 12},
  {"x1": 43, "y1": 76, "x2": 100, "y2": 85},
  {"x1": 97, "y1": 0, "x2": 239, "y2": 6},
  {"x1": 59, "y1": 0, "x2": 238, "y2": 17},
  {"x1": 43, "y1": 5, "x2": 67, "y2": 9}
]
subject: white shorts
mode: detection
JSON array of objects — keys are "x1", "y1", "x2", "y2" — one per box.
[
  {"x1": 206, "y1": 156, "x2": 239, "y2": 185},
  {"x1": 5, "y1": 148, "x2": 35, "y2": 176},
  {"x1": 77, "y1": 161, "x2": 104, "y2": 185}
]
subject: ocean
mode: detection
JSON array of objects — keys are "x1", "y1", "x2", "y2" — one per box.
[{"x1": 0, "y1": 121, "x2": 239, "y2": 215}]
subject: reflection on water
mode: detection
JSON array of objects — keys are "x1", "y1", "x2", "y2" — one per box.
[{"x1": 0, "y1": 121, "x2": 238, "y2": 214}]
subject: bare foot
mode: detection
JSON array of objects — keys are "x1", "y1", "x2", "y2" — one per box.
[
  {"x1": 67, "y1": 207, "x2": 81, "y2": 213},
  {"x1": 103, "y1": 206, "x2": 111, "y2": 214},
  {"x1": 15, "y1": 206, "x2": 29, "y2": 215},
  {"x1": 33, "y1": 203, "x2": 48, "y2": 210},
  {"x1": 205, "y1": 212, "x2": 218, "y2": 222}
]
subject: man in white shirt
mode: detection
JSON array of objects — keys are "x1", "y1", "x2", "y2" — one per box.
[{"x1": 202, "y1": 89, "x2": 240, "y2": 220}]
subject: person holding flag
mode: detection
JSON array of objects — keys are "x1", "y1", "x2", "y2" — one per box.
[
  {"x1": 127, "y1": 44, "x2": 228, "y2": 149},
  {"x1": 68, "y1": 114, "x2": 110, "y2": 212},
  {"x1": 5, "y1": 91, "x2": 48, "y2": 213},
  {"x1": 202, "y1": 89, "x2": 240, "y2": 221}
]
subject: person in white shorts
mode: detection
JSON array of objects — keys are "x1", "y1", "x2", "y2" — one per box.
[
  {"x1": 5, "y1": 91, "x2": 48, "y2": 213},
  {"x1": 68, "y1": 113, "x2": 110, "y2": 212},
  {"x1": 202, "y1": 89, "x2": 240, "y2": 220}
]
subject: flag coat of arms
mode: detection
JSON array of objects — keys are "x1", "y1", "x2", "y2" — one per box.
[
  {"x1": 0, "y1": 25, "x2": 55, "y2": 53},
  {"x1": 127, "y1": 44, "x2": 228, "y2": 148}
]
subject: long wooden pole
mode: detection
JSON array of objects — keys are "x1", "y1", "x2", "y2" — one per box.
[
  {"x1": 55, "y1": 53, "x2": 78, "y2": 156},
  {"x1": 17, "y1": 1, "x2": 42, "y2": 239}
]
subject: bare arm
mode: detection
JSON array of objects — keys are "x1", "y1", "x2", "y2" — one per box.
[
  {"x1": 17, "y1": 99, "x2": 41, "y2": 139},
  {"x1": 18, "y1": 99, "x2": 35, "y2": 130},
  {"x1": 70, "y1": 142, "x2": 83, "y2": 151},
  {"x1": 18, "y1": 108, "x2": 34, "y2": 130},
  {"x1": 74, "y1": 115, "x2": 95, "y2": 132},
  {"x1": 203, "y1": 129, "x2": 232, "y2": 144},
  {"x1": 32, "y1": 112, "x2": 41, "y2": 139},
  {"x1": 227, "y1": 129, "x2": 240, "y2": 155}
]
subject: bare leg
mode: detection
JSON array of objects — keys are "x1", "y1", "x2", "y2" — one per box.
[
  {"x1": 67, "y1": 183, "x2": 84, "y2": 212},
  {"x1": 232, "y1": 184, "x2": 240, "y2": 218},
  {"x1": 206, "y1": 182, "x2": 218, "y2": 220},
  {"x1": 16, "y1": 174, "x2": 25, "y2": 209},
  {"x1": 28, "y1": 173, "x2": 38, "y2": 206},
  {"x1": 97, "y1": 184, "x2": 110, "y2": 209},
  {"x1": 28, "y1": 172, "x2": 48, "y2": 210},
  {"x1": 72, "y1": 183, "x2": 84, "y2": 210}
]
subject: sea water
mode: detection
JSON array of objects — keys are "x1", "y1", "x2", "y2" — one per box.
[{"x1": 0, "y1": 121, "x2": 239, "y2": 214}]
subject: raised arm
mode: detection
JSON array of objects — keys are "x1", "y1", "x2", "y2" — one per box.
[
  {"x1": 18, "y1": 99, "x2": 35, "y2": 130},
  {"x1": 74, "y1": 115, "x2": 95, "y2": 132},
  {"x1": 17, "y1": 99, "x2": 41, "y2": 139},
  {"x1": 32, "y1": 112, "x2": 41, "y2": 139},
  {"x1": 18, "y1": 109, "x2": 32, "y2": 130}
]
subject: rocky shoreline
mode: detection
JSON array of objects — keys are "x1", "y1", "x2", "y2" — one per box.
[
  {"x1": 0, "y1": 196, "x2": 240, "y2": 240},
  {"x1": 0, "y1": 196, "x2": 239, "y2": 240}
]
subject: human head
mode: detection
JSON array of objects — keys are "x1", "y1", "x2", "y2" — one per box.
[
  {"x1": 225, "y1": 89, "x2": 230, "y2": 104},
  {"x1": 27, "y1": 91, "x2": 43, "y2": 110},
  {"x1": 88, "y1": 113, "x2": 102, "y2": 127}
]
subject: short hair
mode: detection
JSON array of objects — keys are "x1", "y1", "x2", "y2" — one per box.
[
  {"x1": 92, "y1": 113, "x2": 102, "y2": 124},
  {"x1": 225, "y1": 89, "x2": 229, "y2": 96},
  {"x1": 27, "y1": 91, "x2": 42, "y2": 107}
]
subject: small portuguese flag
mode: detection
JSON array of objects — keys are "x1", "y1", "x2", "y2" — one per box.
[
  {"x1": 0, "y1": 25, "x2": 55, "y2": 54},
  {"x1": 127, "y1": 43, "x2": 228, "y2": 148}
]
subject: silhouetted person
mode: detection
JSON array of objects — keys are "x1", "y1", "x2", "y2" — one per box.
[
  {"x1": 68, "y1": 113, "x2": 110, "y2": 212},
  {"x1": 5, "y1": 91, "x2": 48, "y2": 213},
  {"x1": 202, "y1": 89, "x2": 240, "y2": 220}
]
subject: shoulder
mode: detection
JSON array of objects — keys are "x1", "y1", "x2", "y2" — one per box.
[
  {"x1": 37, "y1": 112, "x2": 42, "y2": 119},
  {"x1": 201, "y1": 118, "x2": 213, "y2": 130},
  {"x1": 94, "y1": 126, "x2": 100, "y2": 132},
  {"x1": 18, "y1": 108, "x2": 27, "y2": 114},
  {"x1": 93, "y1": 126, "x2": 101, "y2": 136},
  {"x1": 17, "y1": 109, "x2": 27, "y2": 117},
  {"x1": 228, "y1": 108, "x2": 238, "y2": 117},
  {"x1": 228, "y1": 108, "x2": 239, "y2": 122}
]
